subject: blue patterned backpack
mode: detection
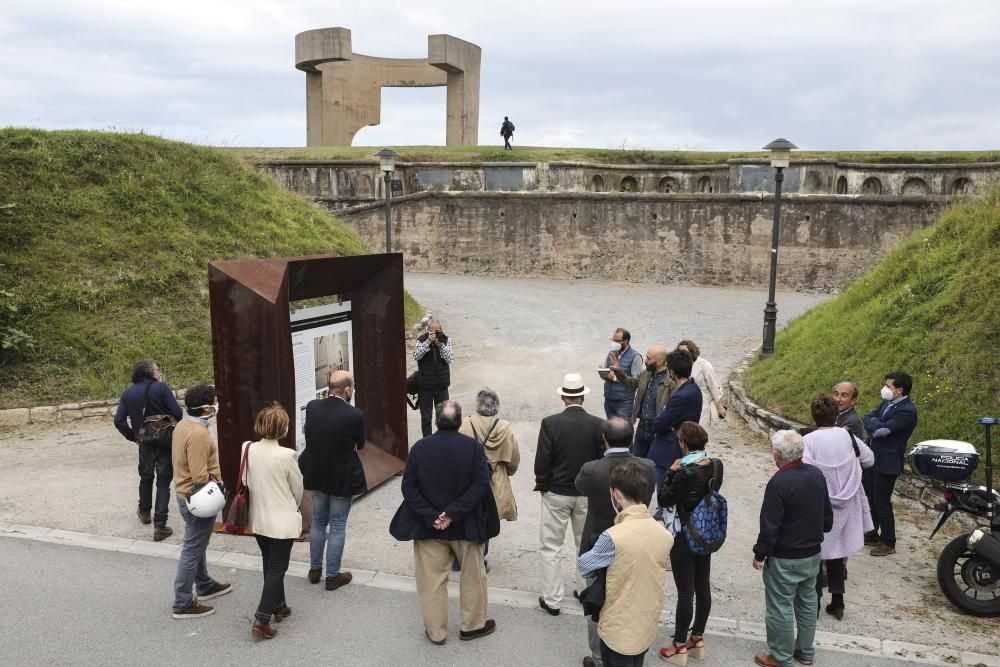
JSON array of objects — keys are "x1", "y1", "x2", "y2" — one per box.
[{"x1": 683, "y1": 459, "x2": 728, "y2": 556}]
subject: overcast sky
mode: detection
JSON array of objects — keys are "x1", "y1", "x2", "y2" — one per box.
[{"x1": 2, "y1": 1, "x2": 999, "y2": 151}]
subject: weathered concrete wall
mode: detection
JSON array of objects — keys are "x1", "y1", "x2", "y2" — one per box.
[
  {"x1": 334, "y1": 191, "x2": 950, "y2": 289},
  {"x1": 252, "y1": 159, "x2": 999, "y2": 208}
]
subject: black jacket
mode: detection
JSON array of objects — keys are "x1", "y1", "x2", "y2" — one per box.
[
  {"x1": 534, "y1": 405, "x2": 605, "y2": 496},
  {"x1": 389, "y1": 429, "x2": 500, "y2": 543},
  {"x1": 753, "y1": 461, "x2": 833, "y2": 561},
  {"x1": 575, "y1": 451, "x2": 656, "y2": 554},
  {"x1": 299, "y1": 396, "x2": 367, "y2": 497},
  {"x1": 416, "y1": 333, "x2": 451, "y2": 390},
  {"x1": 113, "y1": 378, "x2": 182, "y2": 441},
  {"x1": 649, "y1": 380, "x2": 703, "y2": 468},
  {"x1": 836, "y1": 407, "x2": 864, "y2": 441},
  {"x1": 658, "y1": 458, "x2": 725, "y2": 517},
  {"x1": 863, "y1": 398, "x2": 918, "y2": 475}
]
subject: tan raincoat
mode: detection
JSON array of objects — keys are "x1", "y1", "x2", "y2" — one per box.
[{"x1": 459, "y1": 414, "x2": 520, "y2": 521}]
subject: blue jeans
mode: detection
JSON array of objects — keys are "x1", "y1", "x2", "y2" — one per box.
[
  {"x1": 632, "y1": 421, "x2": 654, "y2": 459},
  {"x1": 173, "y1": 497, "x2": 217, "y2": 612},
  {"x1": 604, "y1": 397, "x2": 633, "y2": 420},
  {"x1": 310, "y1": 491, "x2": 352, "y2": 575}
]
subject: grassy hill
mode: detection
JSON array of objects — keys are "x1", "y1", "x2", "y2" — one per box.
[
  {"x1": 743, "y1": 186, "x2": 1000, "y2": 459},
  {"x1": 228, "y1": 145, "x2": 1000, "y2": 165},
  {"x1": 0, "y1": 129, "x2": 419, "y2": 409}
]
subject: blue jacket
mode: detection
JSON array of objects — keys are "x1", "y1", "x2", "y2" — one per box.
[
  {"x1": 649, "y1": 380, "x2": 703, "y2": 468},
  {"x1": 389, "y1": 429, "x2": 500, "y2": 544},
  {"x1": 113, "y1": 378, "x2": 182, "y2": 442},
  {"x1": 863, "y1": 397, "x2": 918, "y2": 475}
]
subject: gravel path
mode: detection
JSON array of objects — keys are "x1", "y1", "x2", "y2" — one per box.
[{"x1": 0, "y1": 273, "x2": 995, "y2": 655}]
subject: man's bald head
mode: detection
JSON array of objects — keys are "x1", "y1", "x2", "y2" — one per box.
[
  {"x1": 329, "y1": 371, "x2": 355, "y2": 398},
  {"x1": 646, "y1": 345, "x2": 668, "y2": 371}
]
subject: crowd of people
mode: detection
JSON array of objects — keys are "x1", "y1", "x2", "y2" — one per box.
[{"x1": 112, "y1": 319, "x2": 919, "y2": 664}]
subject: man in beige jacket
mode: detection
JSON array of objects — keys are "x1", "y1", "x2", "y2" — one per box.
[{"x1": 171, "y1": 383, "x2": 232, "y2": 619}]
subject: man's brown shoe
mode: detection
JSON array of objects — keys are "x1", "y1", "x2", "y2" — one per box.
[
  {"x1": 460, "y1": 619, "x2": 496, "y2": 641},
  {"x1": 274, "y1": 605, "x2": 291, "y2": 623},
  {"x1": 326, "y1": 572, "x2": 352, "y2": 590},
  {"x1": 870, "y1": 544, "x2": 896, "y2": 557},
  {"x1": 793, "y1": 650, "x2": 815, "y2": 665},
  {"x1": 251, "y1": 619, "x2": 277, "y2": 640},
  {"x1": 198, "y1": 581, "x2": 233, "y2": 600},
  {"x1": 153, "y1": 526, "x2": 173, "y2": 542},
  {"x1": 172, "y1": 602, "x2": 215, "y2": 619},
  {"x1": 308, "y1": 568, "x2": 322, "y2": 584},
  {"x1": 137, "y1": 509, "x2": 151, "y2": 525},
  {"x1": 754, "y1": 653, "x2": 783, "y2": 667}
]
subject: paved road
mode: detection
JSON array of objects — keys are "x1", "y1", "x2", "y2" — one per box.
[{"x1": 0, "y1": 537, "x2": 924, "y2": 666}]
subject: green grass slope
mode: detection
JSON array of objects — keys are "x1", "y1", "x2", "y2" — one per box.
[
  {"x1": 743, "y1": 187, "x2": 1000, "y2": 458},
  {"x1": 229, "y1": 145, "x2": 1000, "y2": 165},
  {"x1": 0, "y1": 129, "x2": 419, "y2": 408}
]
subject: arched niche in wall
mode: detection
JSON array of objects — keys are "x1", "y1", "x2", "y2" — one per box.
[
  {"x1": 657, "y1": 176, "x2": 679, "y2": 193},
  {"x1": 950, "y1": 177, "x2": 973, "y2": 195},
  {"x1": 861, "y1": 177, "x2": 883, "y2": 195},
  {"x1": 697, "y1": 176, "x2": 714, "y2": 193},
  {"x1": 836, "y1": 176, "x2": 848, "y2": 194},
  {"x1": 619, "y1": 176, "x2": 638, "y2": 192},
  {"x1": 902, "y1": 177, "x2": 929, "y2": 195},
  {"x1": 591, "y1": 174, "x2": 605, "y2": 192}
]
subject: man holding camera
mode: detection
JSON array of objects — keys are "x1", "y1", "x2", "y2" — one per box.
[{"x1": 414, "y1": 319, "x2": 455, "y2": 437}]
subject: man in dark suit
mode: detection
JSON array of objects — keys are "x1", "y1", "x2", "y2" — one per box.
[
  {"x1": 299, "y1": 370, "x2": 367, "y2": 590},
  {"x1": 651, "y1": 349, "x2": 703, "y2": 518},
  {"x1": 534, "y1": 372, "x2": 606, "y2": 616},
  {"x1": 862, "y1": 371, "x2": 918, "y2": 556},
  {"x1": 575, "y1": 416, "x2": 656, "y2": 667},
  {"x1": 389, "y1": 401, "x2": 499, "y2": 645},
  {"x1": 832, "y1": 381, "x2": 864, "y2": 440}
]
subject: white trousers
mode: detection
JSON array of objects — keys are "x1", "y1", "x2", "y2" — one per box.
[{"x1": 538, "y1": 492, "x2": 588, "y2": 608}]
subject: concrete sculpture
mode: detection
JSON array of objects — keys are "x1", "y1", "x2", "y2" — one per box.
[{"x1": 295, "y1": 27, "x2": 481, "y2": 147}]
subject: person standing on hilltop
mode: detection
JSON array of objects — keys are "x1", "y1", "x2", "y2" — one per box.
[{"x1": 500, "y1": 116, "x2": 515, "y2": 150}]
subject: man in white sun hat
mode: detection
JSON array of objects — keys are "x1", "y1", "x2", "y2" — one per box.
[{"x1": 534, "y1": 373, "x2": 606, "y2": 617}]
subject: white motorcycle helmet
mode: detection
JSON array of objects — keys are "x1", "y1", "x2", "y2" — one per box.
[{"x1": 186, "y1": 481, "x2": 226, "y2": 518}]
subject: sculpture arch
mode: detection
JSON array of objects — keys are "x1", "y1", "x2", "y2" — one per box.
[{"x1": 295, "y1": 27, "x2": 481, "y2": 147}]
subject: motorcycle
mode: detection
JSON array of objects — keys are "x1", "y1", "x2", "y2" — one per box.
[{"x1": 910, "y1": 417, "x2": 1000, "y2": 616}]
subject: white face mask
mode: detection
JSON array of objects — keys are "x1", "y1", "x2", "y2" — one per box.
[
  {"x1": 880, "y1": 386, "x2": 895, "y2": 401},
  {"x1": 609, "y1": 489, "x2": 622, "y2": 514},
  {"x1": 194, "y1": 404, "x2": 219, "y2": 418},
  {"x1": 610, "y1": 342, "x2": 622, "y2": 353}
]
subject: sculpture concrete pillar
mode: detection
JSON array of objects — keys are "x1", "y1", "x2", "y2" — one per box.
[{"x1": 295, "y1": 27, "x2": 481, "y2": 147}]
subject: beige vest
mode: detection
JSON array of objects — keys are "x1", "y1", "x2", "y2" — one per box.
[{"x1": 599, "y1": 504, "x2": 673, "y2": 655}]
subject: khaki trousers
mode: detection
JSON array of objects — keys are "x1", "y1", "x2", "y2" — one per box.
[
  {"x1": 413, "y1": 539, "x2": 488, "y2": 642},
  {"x1": 538, "y1": 492, "x2": 588, "y2": 608}
]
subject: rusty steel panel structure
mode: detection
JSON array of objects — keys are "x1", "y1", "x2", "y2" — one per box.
[{"x1": 207, "y1": 253, "x2": 407, "y2": 501}]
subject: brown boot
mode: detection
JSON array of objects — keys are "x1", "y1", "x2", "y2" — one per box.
[
  {"x1": 251, "y1": 619, "x2": 277, "y2": 640},
  {"x1": 307, "y1": 568, "x2": 321, "y2": 584},
  {"x1": 137, "y1": 509, "x2": 151, "y2": 525},
  {"x1": 326, "y1": 572, "x2": 352, "y2": 590},
  {"x1": 870, "y1": 544, "x2": 896, "y2": 557},
  {"x1": 153, "y1": 525, "x2": 173, "y2": 542},
  {"x1": 274, "y1": 606, "x2": 291, "y2": 623},
  {"x1": 754, "y1": 653, "x2": 783, "y2": 667}
]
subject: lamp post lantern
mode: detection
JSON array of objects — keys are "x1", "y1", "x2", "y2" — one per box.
[
  {"x1": 375, "y1": 148, "x2": 400, "y2": 253},
  {"x1": 760, "y1": 138, "x2": 798, "y2": 358}
]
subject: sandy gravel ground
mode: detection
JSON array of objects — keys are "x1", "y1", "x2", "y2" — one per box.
[{"x1": 1, "y1": 273, "x2": 995, "y2": 654}]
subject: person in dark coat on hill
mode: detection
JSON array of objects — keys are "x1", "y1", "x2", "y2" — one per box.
[
  {"x1": 650, "y1": 349, "x2": 703, "y2": 517},
  {"x1": 390, "y1": 400, "x2": 500, "y2": 645},
  {"x1": 299, "y1": 371, "x2": 367, "y2": 590},
  {"x1": 114, "y1": 358, "x2": 183, "y2": 541}
]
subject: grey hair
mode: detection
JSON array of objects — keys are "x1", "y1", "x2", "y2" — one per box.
[
  {"x1": 131, "y1": 359, "x2": 158, "y2": 384},
  {"x1": 770, "y1": 429, "x2": 804, "y2": 463},
  {"x1": 476, "y1": 387, "x2": 500, "y2": 417},
  {"x1": 435, "y1": 400, "x2": 462, "y2": 430},
  {"x1": 833, "y1": 381, "x2": 859, "y2": 401},
  {"x1": 427, "y1": 319, "x2": 442, "y2": 330}
]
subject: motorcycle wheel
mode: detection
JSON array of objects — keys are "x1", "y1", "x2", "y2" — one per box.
[{"x1": 936, "y1": 533, "x2": 1000, "y2": 617}]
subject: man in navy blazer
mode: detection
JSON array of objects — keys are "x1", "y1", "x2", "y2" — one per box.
[
  {"x1": 390, "y1": 400, "x2": 500, "y2": 644},
  {"x1": 862, "y1": 371, "x2": 918, "y2": 556},
  {"x1": 651, "y1": 349, "x2": 703, "y2": 517}
]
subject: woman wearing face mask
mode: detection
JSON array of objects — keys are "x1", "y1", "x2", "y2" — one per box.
[
  {"x1": 657, "y1": 422, "x2": 723, "y2": 664},
  {"x1": 244, "y1": 403, "x2": 304, "y2": 640}
]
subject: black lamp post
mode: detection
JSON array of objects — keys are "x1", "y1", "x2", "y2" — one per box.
[
  {"x1": 375, "y1": 148, "x2": 400, "y2": 253},
  {"x1": 760, "y1": 138, "x2": 797, "y2": 358}
]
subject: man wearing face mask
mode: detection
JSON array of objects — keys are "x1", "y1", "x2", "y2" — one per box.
[
  {"x1": 171, "y1": 383, "x2": 232, "y2": 619},
  {"x1": 861, "y1": 371, "x2": 918, "y2": 557},
  {"x1": 300, "y1": 370, "x2": 367, "y2": 589},
  {"x1": 610, "y1": 346, "x2": 674, "y2": 459},
  {"x1": 599, "y1": 328, "x2": 644, "y2": 419}
]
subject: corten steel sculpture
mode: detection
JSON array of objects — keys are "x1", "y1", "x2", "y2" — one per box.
[
  {"x1": 208, "y1": 253, "x2": 407, "y2": 505},
  {"x1": 295, "y1": 26, "x2": 481, "y2": 147}
]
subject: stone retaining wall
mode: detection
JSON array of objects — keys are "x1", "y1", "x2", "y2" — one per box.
[{"x1": 727, "y1": 350, "x2": 945, "y2": 512}]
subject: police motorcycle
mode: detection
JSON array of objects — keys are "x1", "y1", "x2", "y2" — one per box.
[{"x1": 909, "y1": 417, "x2": 1000, "y2": 616}]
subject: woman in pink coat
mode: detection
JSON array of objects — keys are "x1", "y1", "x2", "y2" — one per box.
[{"x1": 802, "y1": 395, "x2": 874, "y2": 620}]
